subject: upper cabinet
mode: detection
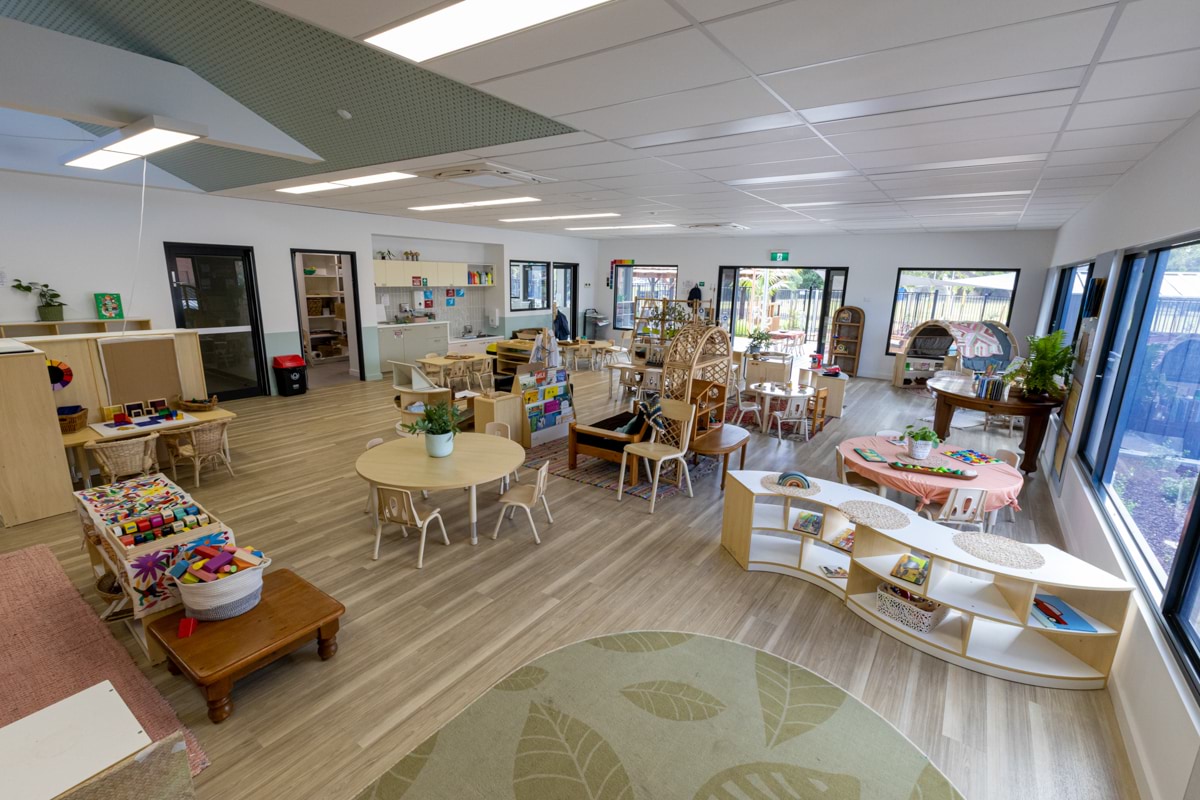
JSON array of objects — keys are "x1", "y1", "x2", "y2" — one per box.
[{"x1": 374, "y1": 260, "x2": 494, "y2": 288}]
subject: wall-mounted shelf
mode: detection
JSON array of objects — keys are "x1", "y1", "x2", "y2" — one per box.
[
  {"x1": 373, "y1": 260, "x2": 495, "y2": 288},
  {"x1": 0, "y1": 318, "x2": 152, "y2": 337}
]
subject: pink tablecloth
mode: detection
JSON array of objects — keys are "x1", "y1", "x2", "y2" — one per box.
[{"x1": 838, "y1": 435, "x2": 1022, "y2": 513}]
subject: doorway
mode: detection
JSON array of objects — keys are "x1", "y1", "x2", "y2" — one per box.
[
  {"x1": 290, "y1": 249, "x2": 364, "y2": 388},
  {"x1": 164, "y1": 242, "x2": 268, "y2": 400},
  {"x1": 552, "y1": 262, "x2": 578, "y2": 337},
  {"x1": 716, "y1": 266, "x2": 848, "y2": 359}
]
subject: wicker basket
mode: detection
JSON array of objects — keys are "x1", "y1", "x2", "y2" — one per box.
[
  {"x1": 95, "y1": 572, "x2": 124, "y2": 603},
  {"x1": 177, "y1": 395, "x2": 219, "y2": 412},
  {"x1": 876, "y1": 583, "x2": 948, "y2": 634},
  {"x1": 307, "y1": 298, "x2": 324, "y2": 316},
  {"x1": 58, "y1": 407, "x2": 89, "y2": 433}
]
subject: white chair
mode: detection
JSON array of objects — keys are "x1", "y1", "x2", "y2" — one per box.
[
  {"x1": 492, "y1": 460, "x2": 553, "y2": 544},
  {"x1": 732, "y1": 390, "x2": 762, "y2": 429},
  {"x1": 834, "y1": 446, "x2": 886, "y2": 496},
  {"x1": 770, "y1": 395, "x2": 810, "y2": 441},
  {"x1": 618, "y1": 398, "x2": 695, "y2": 514},
  {"x1": 485, "y1": 421, "x2": 520, "y2": 494},
  {"x1": 373, "y1": 488, "x2": 449, "y2": 566},
  {"x1": 875, "y1": 429, "x2": 903, "y2": 439},
  {"x1": 921, "y1": 487, "x2": 990, "y2": 531},
  {"x1": 987, "y1": 449, "x2": 1021, "y2": 530}
]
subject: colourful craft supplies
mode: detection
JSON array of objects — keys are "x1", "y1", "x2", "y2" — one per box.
[{"x1": 943, "y1": 449, "x2": 1001, "y2": 465}]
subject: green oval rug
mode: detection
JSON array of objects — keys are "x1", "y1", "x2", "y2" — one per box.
[{"x1": 354, "y1": 632, "x2": 963, "y2": 800}]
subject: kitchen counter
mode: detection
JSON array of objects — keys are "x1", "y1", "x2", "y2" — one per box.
[
  {"x1": 377, "y1": 321, "x2": 446, "y2": 329},
  {"x1": 450, "y1": 335, "x2": 502, "y2": 344}
]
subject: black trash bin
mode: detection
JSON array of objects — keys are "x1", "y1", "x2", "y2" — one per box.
[{"x1": 273, "y1": 354, "x2": 307, "y2": 396}]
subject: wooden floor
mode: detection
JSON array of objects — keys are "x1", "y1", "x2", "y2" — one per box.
[{"x1": 2, "y1": 369, "x2": 1139, "y2": 800}]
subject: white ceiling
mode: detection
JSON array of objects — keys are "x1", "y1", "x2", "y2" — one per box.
[{"x1": 234, "y1": 0, "x2": 1200, "y2": 238}]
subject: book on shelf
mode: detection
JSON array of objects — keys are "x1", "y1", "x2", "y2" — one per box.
[
  {"x1": 819, "y1": 565, "x2": 849, "y2": 579},
  {"x1": 891, "y1": 553, "x2": 930, "y2": 586},
  {"x1": 827, "y1": 527, "x2": 855, "y2": 552},
  {"x1": 792, "y1": 510, "x2": 824, "y2": 535},
  {"x1": 1030, "y1": 594, "x2": 1096, "y2": 633}
]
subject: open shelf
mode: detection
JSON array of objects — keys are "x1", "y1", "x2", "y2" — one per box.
[
  {"x1": 967, "y1": 618, "x2": 1104, "y2": 681},
  {"x1": 748, "y1": 533, "x2": 801, "y2": 568},
  {"x1": 1026, "y1": 605, "x2": 1117, "y2": 637},
  {"x1": 927, "y1": 569, "x2": 1022, "y2": 626},
  {"x1": 848, "y1": 592, "x2": 965, "y2": 654},
  {"x1": 800, "y1": 541, "x2": 850, "y2": 590}
]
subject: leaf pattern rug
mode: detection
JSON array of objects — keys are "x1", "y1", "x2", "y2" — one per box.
[{"x1": 354, "y1": 632, "x2": 964, "y2": 800}]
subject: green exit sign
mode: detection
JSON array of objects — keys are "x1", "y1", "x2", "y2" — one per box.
[{"x1": 769, "y1": 251, "x2": 789, "y2": 262}]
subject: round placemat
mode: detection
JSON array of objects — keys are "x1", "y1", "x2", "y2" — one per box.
[
  {"x1": 952, "y1": 532, "x2": 1046, "y2": 569},
  {"x1": 838, "y1": 500, "x2": 910, "y2": 529},
  {"x1": 760, "y1": 474, "x2": 821, "y2": 497}
]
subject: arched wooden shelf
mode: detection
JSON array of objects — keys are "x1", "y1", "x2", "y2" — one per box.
[
  {"x1": 662, "y1": 321, "x2": 732, "y2": 442},
  {"x1": 892, "y1": 319, "x2": 1019, "y2": 387},
  {"x1": 829, "y1": 305, "x2": 864, "y2": 376}
]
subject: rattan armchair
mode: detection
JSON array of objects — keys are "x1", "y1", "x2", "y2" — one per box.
[
  {"x1": 85, "y1": 433, "x2": 160, "y2": 485},
  {"x1": 163, "y1": 420, "x2": 234, "y2": 488}
]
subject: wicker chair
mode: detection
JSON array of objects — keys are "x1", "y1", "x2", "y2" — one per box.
[
  {"x1": 163, "y1": 420, "x2": 234, "y2": 488},
  {"x1": 85, "y1": 433, "x2": 159, "y2": 485}
]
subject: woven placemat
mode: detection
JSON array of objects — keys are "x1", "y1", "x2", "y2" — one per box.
[
  {"x1": 760, "y1": 474, "x2": 821, "y2": 497},
  {"x1": 838, "y1": 500, "x2": 910, "y2": 529},
  {"x1": 893, "y1": 452, "x2": 954, "y2": 469},
  {"x1": 953, "y1": 532, "x2": 1046, "y2": 569}
]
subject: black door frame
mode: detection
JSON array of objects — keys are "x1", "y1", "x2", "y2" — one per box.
[
  {"x1": 289, "y1": 248, "x2": 367, "y2": 381},
  {"x1": 552, "y1": 262, "x2": 579, "y2": 337},
  {"x1": 163, "y1": 242, "x2": 269, "y2": 400},
  {"x1": 715, "y1": 265, "x2": 849, "y2": 356}
]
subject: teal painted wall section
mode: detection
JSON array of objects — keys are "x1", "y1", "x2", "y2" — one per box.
[
  {"x1": 264, "y1": 330, "x2": 303, "y2": 395},
  {"x1": 361, "y1": 325, "x2": 383, "y2": 381}
]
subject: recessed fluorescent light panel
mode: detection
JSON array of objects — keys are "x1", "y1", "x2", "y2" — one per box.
[
  {"x1": 409, "y1": 197, "x2": 541, "y2": 211},
  {"x1": 277, "y1": 172, "x2": 417, "y2": 194},
  {"x1": 725, "y1": 170, "x2": 859, "y2": 187},
  {"x1": 500, "y1": 213, "x2": 619, "y2": 222},
  {"x1": 64, "y1": 114, "x2": 206, "y2": 170},
  {"x1": 898, "y1": 191, "x2": 1031, "y2": 201},
  {"x1": 564, "y1": 224, "x2": 675, "y2": 231},
  {"x1": 366, "y1": 0, "x2": 614, "y2": 62},
  {"x1": 277, "y1": 182, "x2": 347, "y2": 194}
]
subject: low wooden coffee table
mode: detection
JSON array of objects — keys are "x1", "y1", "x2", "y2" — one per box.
[
  {"x1": 148, "y1": 569, "x2": 345, "y2": 723},
  {"x1": 691, "y1": 424, "x2": 751, "y2": 490}
]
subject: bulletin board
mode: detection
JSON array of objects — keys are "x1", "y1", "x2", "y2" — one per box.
[{"x1": 98, "y1": 336, "x2": 184, "y2": 407}]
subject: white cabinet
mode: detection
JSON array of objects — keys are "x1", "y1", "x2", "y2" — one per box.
[
  {"x1": 448, "y1": 336, "x2": 500, "y2": 355},
  {"x1": 377, "y1": 323, "x2": 450, "y2": 374}
]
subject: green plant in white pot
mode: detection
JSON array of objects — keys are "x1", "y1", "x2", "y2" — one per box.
[
  {"x1": 11, "y1": 279, "x2": 67, "y2": 321},
  {"x1": 747, "y1": 328, "x2": 772, "y2": 356},
  {"x1": 903, "y1": 424, "x2": 941, "y2": 460},
  {"x1": 404, "y1": 402, "x2": 461, "y2": 458}
]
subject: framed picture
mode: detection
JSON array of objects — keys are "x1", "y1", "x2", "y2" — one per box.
[
  {"x1": 123, "y1": 401, "x2": 146, "y2": 418},
  {"x1": 102, "y1": 405, "x2": 122, "y2": 422},
  {"x1": 148, "y1": 398, "x2": 168, "y2": 413},
  {"x1": 94, "y1": 292, "x2": 124, "y2": 320}
]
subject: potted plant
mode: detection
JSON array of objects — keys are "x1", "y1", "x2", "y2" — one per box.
[
  {"x1": 403, "y1": 401, "x2": 461, "y2": 458},
  {"x1": 747, "y1": 328, "x2": 772, "y2": 356},
  {"x1": 11, "y1": 279, "x2": 67, "y2": 321},
  {"x1": 903, "y1": 424, "x2": 941, "y2": 460},
  {"x1": 1013, "y1": 329, "x2": 1073, "y2": 399}
]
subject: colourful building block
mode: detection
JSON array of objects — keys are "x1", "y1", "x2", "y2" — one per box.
[
  {"x1": 178, "y1": 617, "x2": 198, "y2": 638},
  {"x1": 204, "y1": 551, "x2": 234, "y2": 572}
]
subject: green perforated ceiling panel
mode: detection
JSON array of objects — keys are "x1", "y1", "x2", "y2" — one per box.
[{"x1": 0, "y1": 0, "x2": 575, "y2": 191}]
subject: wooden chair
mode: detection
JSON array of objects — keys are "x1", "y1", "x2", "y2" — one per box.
[
  {"x1": 616, "y1": 330, "x2": 634, "y2": 362},
  {"x1": 806, "y1": 387, "x2": 829, "y2": 435},
  {"x1": 492, "y1": 460, "x2": 552, "y2": 544},
  {"x1": 485, "y1": 421, "x2": 520, "y2": 493},
  {"x1": 162, "y1": 420, "x2": 234, "y2": 488},
  {"x1": 618, "y1": 398, "x2": 694, "y2": 514},
  {"x1": 473, "y1": 370, "x2": 496, "y2": 393},
  {"x1": 987, "y1": 449, "x2": 1021, "y2": 530},
  {"x1": 921, "y1": 487, "x2": 990, "y2": 531},
  {"x1": 834, "y1": 446, "x2": 886, "y2": 496},
  {"x1": 373, "y1": 487, "x2": 448, "y2": 566},
  {"x1": 769, "y1": 396, "x2": 810, "y2": 441},
  {"x1": 85, "y1": 433, "x2": 159, "y2": 485}
]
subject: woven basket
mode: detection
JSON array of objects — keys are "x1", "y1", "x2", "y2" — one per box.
[
  {"x1": 307, "y1": 298, "x2": 324, "y2": 316},
  {"x1": 95, "y1": 572, "x2": 124, "y2": 603},
  {"x1": 176, "y1": 395, "x2": 218, "y2": 412},
  {"x1": 170, "y1": 558, "x2": 271, "y2": 621},
  {"x1": 876, "y1": 583, "x2": 948, "y2": 634},
  {"x1": 58, "y1": 407, "x2": 89, "y2": 433}
]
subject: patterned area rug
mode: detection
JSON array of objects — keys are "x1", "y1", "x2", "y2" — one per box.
[
  {"x1": 524, "y1": 437, "x2": 719, "y2": 501},
  {"x1": 0, "y1": 545, "x2": 208, "y2": 776},
  {"x1": 354, "y1": 632, "x2": 962, "y2": 799}
]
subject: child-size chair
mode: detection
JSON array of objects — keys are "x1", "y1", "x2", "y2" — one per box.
[
  {"x1": 374, "y1": 487, "x2": 449, "y2": 566},
  {"x1": 617, "y1": 398, "x2": 694, "y2": 514},
  {"x1": 163, "y1": 420, "x2": 233, "y2": 488},
  {"x1": 922, "y1": 487, "x2": 990, "y2": 531},
  {"x1": 86, "y1": 433, "x2": 159, "y2": 485},
  {"x1": 770, "y1": 396, "x2": 810, "y2": 441},
  {"x1": 492, "y1": 460, "x2": 553, "y2": 544},
  {"x1": 485, "y1": 421, "x2": 520, "y2": 493}
]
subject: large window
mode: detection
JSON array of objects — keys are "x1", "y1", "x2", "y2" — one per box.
[
  {"x1": 1047, "y1": 262, "x2": 1092, "y2": 344},
  {"x1": 613, "y1": 265, "x2": 677, "y2": 329},
  {"x1": 886, "y1": 269, "x2": 1019, "y2": 354}
]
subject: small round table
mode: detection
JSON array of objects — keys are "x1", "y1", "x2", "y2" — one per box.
[
  {"x1": 748, "y1": 382, "x2": 814, "y2": 435},
  {"x1": 691, "y1": 424, "x2": 751, "y2": 490},
  {"x1": 355, "y1": 433, "x2": 526, "y2": 545}
]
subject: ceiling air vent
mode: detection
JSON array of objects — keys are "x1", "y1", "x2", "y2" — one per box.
[
  {"x1": 418, "y1": 162, "x2": 555, "y2": 188},
  {"x1": 681, "y1": 222, "x2": 751, "y2": 231}
]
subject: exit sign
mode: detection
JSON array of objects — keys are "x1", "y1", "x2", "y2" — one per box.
[{"x1": 769, "y1": 251, "x2": 789, "y2": 262}]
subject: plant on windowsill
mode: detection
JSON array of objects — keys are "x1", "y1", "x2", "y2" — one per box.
[
  {"x1": 747, "y1": 328, "x2": 772, "y2": 356},
  {"x1": 11, "y1": 279, "x2": 67, "y2": 321},
  {"x1": 1012, "y1": 329, "x2": 1073, "y2": 399},
  {"x1": 403, "y1": 401, "x2": 461, "y2": 458},
  {"x1": 903, "y1": 424, "x2": 941, "y2": 460}
]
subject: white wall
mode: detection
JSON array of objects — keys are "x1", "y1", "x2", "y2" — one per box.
[
  {"x1": 0, "y1": 170, "x2": 598, "y2": 382},
  {"x1": 595, "y1": 231, "x2": 1056, "y2": 379}
]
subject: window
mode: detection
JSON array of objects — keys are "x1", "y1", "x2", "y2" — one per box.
[
  {"x1": 1048, "y1": 262, "x2": 1092, "y2": 344},
  {"x1": 509, "y1": 260, "x2": 549, "y2": 311},
  {"x1": 886, "y1": 269, "x2": 1019, "y2": 354},
  {"x1": 613, "y1": 265, "x2": 677, "y2": 329}
]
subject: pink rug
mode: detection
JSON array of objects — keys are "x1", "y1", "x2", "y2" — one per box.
[{"x1": 0, "y1": 545, "x2": 208, "y2": 776}]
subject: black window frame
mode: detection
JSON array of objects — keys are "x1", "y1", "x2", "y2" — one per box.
[
  {"x1": 611, "y1": 264, "x2": 678, "y2": 330},
  {"x1": 884, "y1": 268, "x2": 1021, "y2": 356},
  {"x1": 509, "y1": 259, "x2": 550, "y2": 312},
  {"x1": 1046, "y1": 261, "x2": 1094, "y2": 344}
]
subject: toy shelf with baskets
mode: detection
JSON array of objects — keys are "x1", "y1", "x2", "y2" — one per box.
[
  {"x1": 829, "y1": 305, "x2": 864, "y2": 376},
  {"x1": 721, "y1": 471, "x2": 1131, "y2": 689}
]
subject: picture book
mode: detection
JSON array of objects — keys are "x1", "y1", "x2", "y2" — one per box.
[
  {"x1": 544, "y1": 399, "x2": 560, "y2": 414},
  {"x1": 854, "y1": 448, "x2": 887, "y2": 463},
  {"x1": 534, "y1": 369, "x2": 548, "y2": 384},
  {"x1": 828, "y1": 527, "x2": 855, "y2": 552},
  {"x1": 523, "y1": 388, "x2": 539, "y2": 405},
  {"x1": 543, "y1": 385, "x2": 561, "y2": 400},
  {"x1": 890, "y1": 553, "x2": 931, "y2": 586},
  {"x1": 1031, "y1": 594, "x2": 1096, "y2": 633},
  {"x1": 555, "y1": 369, "x2": 568, "y2": 383},
  {"x1": 792, "y1": 509, "x2": 824, "y2": 535},
  {"x1": 819, "y1": 565, "x2": 849, "y2": 579},
  {"x1": 944, "y1": 449, "x2": 1001, "y2": 465}
]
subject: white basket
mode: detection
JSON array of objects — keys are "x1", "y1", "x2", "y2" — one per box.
[
  {"x1": 876, "y1": 582, "x2": 947, "y2": 634},
  {"x1": 170, "y1": 558, "x2": 271, "y2": 621}
]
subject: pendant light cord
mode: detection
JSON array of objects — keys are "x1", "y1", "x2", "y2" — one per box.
[{"x1": 120, "y1": 158, "x2": 148, "y2": 334}]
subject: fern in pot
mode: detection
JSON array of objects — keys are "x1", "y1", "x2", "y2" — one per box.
[
  {"x1": 403, "y1": 402, "x2": 461, "y2": 458},
  {"x1": 903, "y1": 424, "x2": 941, "y2": 460},
  {"x1": 1013, "y1": 329, "x2": 1073, "y2": 399}
]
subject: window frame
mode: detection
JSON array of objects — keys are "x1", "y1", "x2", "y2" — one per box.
[
  {"x1": 1047, "y1": 261, "x2": 1094, "y2": 343},
  {"x1": 508, "y1": 259, "x2": 550, "y2": 312},
  {"x1": 884, "y1": 268, "x2": 1021, "y2": 356},
  {"x1": 611, "y1": 264, "x2": 679, "y2": 330}
]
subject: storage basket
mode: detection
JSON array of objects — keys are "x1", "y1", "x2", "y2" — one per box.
[
  {"x1": 307, "y1": 298, "x2": 324, "y2": 316},
  {"x1": 170, "y1": 558, "x2": 271, "y2": 621},
  {"x1": 58, "y1": 407, "x2": 89, "y2": 433},
  {"x1": 176, "y1": 395, "x2": 219, "y2": 412},
  {"x1": 876, "y1": 582, "x2": 948, "y2": 634}
]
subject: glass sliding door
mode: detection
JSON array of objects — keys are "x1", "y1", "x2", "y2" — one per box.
[
  {"x1": 613, "y1": 265, "x2": 678, "y2": 329},
  {"x1": 164, "y1": 243, "x2": 268, "y2": 399},
  {"x1": 715, "y1": 265, "x2": 848, "y2": 357},
  {"x1": 552, "y1": 262, "x2": 578, "y2": 337}
]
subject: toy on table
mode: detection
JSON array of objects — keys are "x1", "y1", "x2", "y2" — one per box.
[
  {"x1": 943, "y1": 449, "x2": 1002, "y2": 465},
  {"x1": 776, "y1": 471, "x2": 811, "y2": 488},
  {"x1": 170, "y1": 543, "x2": 266, "y2": 585},
  {"x1": 109, "y1": 503, "x2": 210, "y2": 547},
  {"x1": 888, "y1": 461, "x2": 978, "y2": 480},
  {"x1": 853, "y1": 448, "x2": 887, "y2": 463}
]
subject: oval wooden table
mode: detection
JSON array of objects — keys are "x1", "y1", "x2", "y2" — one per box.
[
  {"x1": 355, "y1": 433, "x2": 526, "y2": 545},
  {"x1": 926, "y1": 374, "x2": 1062, "y2": 473}
]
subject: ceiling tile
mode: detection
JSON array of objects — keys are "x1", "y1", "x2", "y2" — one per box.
[
  {"x1": 1056, "y1": 119, "x2": 1184, "y2": 150},
  {"x1": 813, "y1": 90, "x2": 1077, "y2": 135},
  {"x1": 1046, "y1": 142, "x2": 1158, "y2": 165},
  {"x1": 544, "y1": 158, "x2": 681, "y2": 180},
  {"x1": 1101, "y1": 0, "x2": 1200, "y2": 62},
  {"x1": 825, "y1": 107, "x2": 1068, "y2": 154},
  {"x1": 698, "y1": 155, "x2": 855, "y2": 182},
  {"x1": 497, "y1": 141, "x2": 642, "y2": 171},
  {"x1": 846, "y1": 134, "x2": 1057, "y2": 170},
  {"x1": 627, "y1": 119, "x2": 819, "y2": 155},
  {"x1": 589, "y1": 171, "x2": 717, "y2": 189},
  {"x1": 1082, "y1": 49, "x2": 1200, "y2": 102},
  {"x1": 252, "y1": 0, "x2": 444, "y2": 38},
  {"x1": 1040, "y1": 161, "x2": 1137, "y2": 178},
  {"x1": 1069, "y1": 89, "x2": 1200, "y2": 129},
  {"x1": 659, "y1": 138, "x2": 837, "y2": 170},
  {"x1": 673, "y1": 0, "x2": 777, "y2": 21}
]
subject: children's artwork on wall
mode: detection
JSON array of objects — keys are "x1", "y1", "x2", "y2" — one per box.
[
  {"x1": 446, "y1": 298, "x2": 456, "y2": 307},
  {"x1": 455, "y1": 288, "x2": 465, "y2": 298},
  {"x1": 94, "y1": 292, "x2": 124, "y2": 320},
  {"x1": 46, "y1": 358, "x2": 73, "y2": 390}
]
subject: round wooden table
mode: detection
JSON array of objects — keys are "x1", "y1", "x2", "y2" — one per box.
[
  {"x1": 926, "y1": 374, "x2": 1062, "y2": 473},
  {"x1": 355, "y1": 433, "x2": 526, "y2": 545},
  {"x1": 691, "y1": 424, "x2": 750, "y2": 490},
  {"x1": 748, "y1": 382, "x2": 814, "y2": 435}
]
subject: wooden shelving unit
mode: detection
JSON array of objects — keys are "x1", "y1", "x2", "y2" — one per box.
[
  {"x1": 662, "y1": 321, "x2": 732, "y2": 443},
  {"x1": 630, "y1": 298, "x2": 714, "y2": 366},
  {"x1": 829, "y1": 306, "x2": 864, "y2": 376},
  {"x1": 0, "y1": 318, "x2": 152, "y2": 337},
  {"x1": 297, "y1": 254, "x2": 347, "y2": 364},
  {"x1": 495, "y1": 339, "x2": 535, "y2": 375},
  {"x1": 721, "y1": 470, "x2": 1132, "y2": 689}
]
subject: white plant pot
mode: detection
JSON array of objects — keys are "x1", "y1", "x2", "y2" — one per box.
[
  {"x1": 907, "y1": 438, "x2": 933, "y2": 460},
  {"x1": 425, "y1": 432, "x2": 454, "y2": 458}
]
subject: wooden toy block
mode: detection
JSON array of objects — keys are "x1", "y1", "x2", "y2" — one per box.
[
  {"x1": 222, "y1": 544, "x2": 238, "y2": 553},
  {"x1": 187, "y1": 565, "x2": 218, "y2": 582},
  {"x1": 133, "y1": 534, "x2": 145, "y2": 545},
  {"x1": 205, "y1": 551, "x2": 234, "y2": 572},
  {"x1": 167, "y1": 560, "x2": 190, "y2": 579},
  {"x1": 149, "y1": 514, "x2": 164, "y2": 528},
  {"x1": 178, "y1": 617, "x2": 198, "y2": 638},
  {"x1": 197, "y1": 513, "x2": 211, "y2": 526},
  {"x1": 183, "y1": 515, "x2": 197, "y2": 528},
  {"x1": 180, "y1": 573, "x2": 200, "y2": 584},
  {"x1": 119, "y1": 535, "x2": 135, "y2": 547},
  {"x1": 173, "y1": 508, "x2": 187, "y2": 520},
  {"x1": 193, "y1": 545, "x2": 221, "y2": 559},
  {"x1": 234, "y1": 549, "x2": 264, "y2": 566},
  {"x1": 185, "y1": 505, "x2": 199, "y2": 516},
  {"x1": 136, "y1": 519, "x2": 152, "y2": 532}
]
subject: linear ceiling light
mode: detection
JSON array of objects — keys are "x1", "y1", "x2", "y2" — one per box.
[
  {"x1": 500, "y1": 213, "x2": 619, "y2": 222},
  {"x1": 725, "y1": 170, "x2": 859, "y2": 187},
  {"x1": 898, "y1": 191, "x2": 1032, "y2": 201},
  {"x1": 64, "y1": 115, "x2": 206, "y2": 170},
  {"x1": 409, "y1": 197, "x2": 541, "y2": 211},
  {"x1": 277, "y1": 172, "x2": 417, "y2": 193},
  {"x1": 564, "y1": 224, "x2": 675, "y2": 231},
  {"x1": 366, "y1": 0, "x2": 614, "y2": 62}
]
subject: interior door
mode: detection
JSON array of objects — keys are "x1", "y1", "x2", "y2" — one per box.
[
  {"x1": 552, "y1": 262, "x2": 578, "y2": 337},
  {"x1": 817, "y1": 268, "x2": 848, "y2": 357},
  {"x1": 164, "y1": 242, "x2": 268, "y2": 399}
]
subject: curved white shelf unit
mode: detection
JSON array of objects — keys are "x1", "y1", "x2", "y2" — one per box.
[{"x1": 721, "y1": 471, "x2": 1132, "y2": 690}]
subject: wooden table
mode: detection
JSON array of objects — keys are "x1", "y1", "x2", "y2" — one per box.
[
  {"x1": 62, "y1": 408, "x2": 236, "y2": 488},
  {"x1": 355, "y1": 432, "x2": 525, "y2": 545},
  {"x1": 691, "y1": 424, "x2": 750, "y2": 490},
  {"x1": 926, "y1": 374, "x2": 1062, "y2": 473},
  {"x1": 748, "y1": 382, "x2": 814, "y2": 435},
  {"x1": 416, "y1": 353, "x2": 493, "y2": 384},
  {"x1": 606, "y1": 362, "x2": 662, "y2": 399},
  {"x1": 148, "y1": 569, "x2": 344, "y2": 724}
]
